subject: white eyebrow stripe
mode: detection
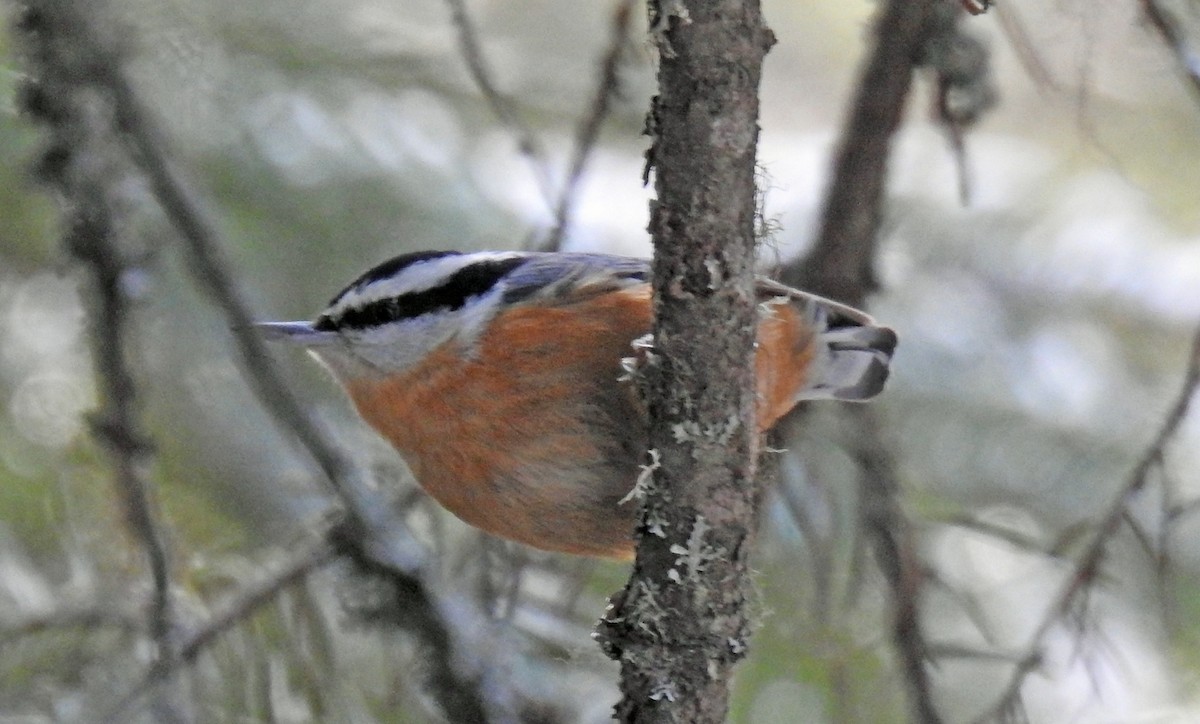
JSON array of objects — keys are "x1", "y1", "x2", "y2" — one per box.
[{"x1": 325, "y1": 251, "x2": 528, "y2": 319}]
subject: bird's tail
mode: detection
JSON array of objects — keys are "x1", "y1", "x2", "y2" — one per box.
[{"x1": 758, "y1": 279, "x2": 898, "y2": 403}]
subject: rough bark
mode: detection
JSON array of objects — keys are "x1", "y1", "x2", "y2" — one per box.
[{"x1": 595, "y1": 1, "x2": 774, "y2": 722}]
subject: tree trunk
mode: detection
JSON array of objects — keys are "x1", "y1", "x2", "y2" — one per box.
[{"x1": 596, "y1": 1, "x2": 774, "y2": 721}]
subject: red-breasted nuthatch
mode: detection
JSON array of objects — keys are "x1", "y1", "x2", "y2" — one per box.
[{"x1": 258, "y1": 251, "x2": 897, "y2": 559}]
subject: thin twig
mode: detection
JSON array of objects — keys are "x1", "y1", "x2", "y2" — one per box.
[
  {"x1": 538, "y1": 0, "x2": 636, "y2": 252},
  {"x1": 78, "y1": 179, "x2": 175, "y2": 656},
  {"x1": 444, "y1": 0, "x2": 556, "y2": 208},
  {"x1": 994, "y1": 1, "x2": 1060, "y2": 92},
  {"x1": 852, "y1": 407, "x2": 943, "y2": 724},
  {"x1": 0, "y1": 605, "x2": 142, "y2": 645},
  {"x1": 102, "y1": 536, "x2": 338, "y2": 723},
  {"x1": 926, "y1": 6, "x2": 995, "y2": 206},
  {"x1": 932, "y1": 514, "x2": 1056, "y2": 558},
  {"x1": 973, "y1": 324, "x2": 1200, "y2": 723},
  {"x1": 1141, "y1": 0, "x2": 1200, "y2": 99},
  {"x1": 15, "y1": 0, "x2": 174, "y2": 674}
]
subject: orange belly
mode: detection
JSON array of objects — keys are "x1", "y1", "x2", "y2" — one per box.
[{"x1": 345, "y1": 286, "x2": 814, "y2": 558}]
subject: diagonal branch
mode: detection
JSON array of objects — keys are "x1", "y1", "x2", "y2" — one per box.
[
  {"x1": 851, "y1": 407, "x2": 942, "y2": 724},
  {"x1": 1141, "y1": 0, "x2": 1200, "y2": 99},
  {"x1": 15, "y1": 3, "x2": 512, "y2": 721},
  {"x1": 108, "y1": 66, "x2": 510, "y2": 724},
  {"x1": 973, "y1": 323, "x2": 1200, "y2": 723},
  {"x1": 539, "y1": 0, "x2": 637, "y2": 252},
  {"x1": 783, "y1": 0, "x2": 947, "y2": 308},
  {"x1": 444, "y1": 0, "x2": 556, "y2": 208}
]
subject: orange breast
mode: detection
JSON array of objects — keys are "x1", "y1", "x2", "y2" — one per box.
[
  {"x1": 345, "y1": 287, "x2": 653, "y2": 557},
  {"x1": 755, "y1": 301, "x2": 816, "y2": 429},
  {"x1": 345, "y1": 287, "x2": 815, "y2": 558}
]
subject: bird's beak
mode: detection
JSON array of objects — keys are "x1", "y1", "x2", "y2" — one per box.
[{"x1": 253, "y1": 321, "x2": 340, "y2": 347}]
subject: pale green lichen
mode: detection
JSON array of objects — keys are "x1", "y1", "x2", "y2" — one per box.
[
  {"x1": 619, "y1": 333, "x2": 656, "y2": 382},
  {"x1": 630, "y1": 579, "x2": 669, "y2": 640},
  {"x1": 711, "y1": 413, "x2": 742, "y2": 446},
  {"x1": 645, "y1": 511, "x2": 669, "y2": 538},
  {"x1": 620, "y1": 448, "x2": 661, "y2": 505},
  {"x1": 670, "y1": 420, "x2": 701, "y2": 443},
  {"x1": 670, "y1": 413, "x2": 742, "y2": 448}
]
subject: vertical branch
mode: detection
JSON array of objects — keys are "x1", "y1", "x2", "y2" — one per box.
[
  {"x1": 596, "y1": 1, "x2": 774, "y2": 722},
  {"x1": 15, "y1": 0, "x2": 173, "y2": 662},
  {"x1": 78, "y1": 198, "x2": 174, "y2": 648}
]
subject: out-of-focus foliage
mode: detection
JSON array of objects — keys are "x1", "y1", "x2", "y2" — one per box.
[{"x1": 1, "y1": 0, "x2": 1199, "y2": 722}]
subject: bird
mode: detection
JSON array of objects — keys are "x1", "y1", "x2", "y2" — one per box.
[{"x1": 258, "y1": 250, "x2": 896, "y2": 559}]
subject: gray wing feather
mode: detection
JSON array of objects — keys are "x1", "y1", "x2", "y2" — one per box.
[
  {"x1": 497, "y1": 255, "x2": 896, "y2": 401},
  {"x1": 500, "y1": 253, "x2": 650, "y2": 305}
]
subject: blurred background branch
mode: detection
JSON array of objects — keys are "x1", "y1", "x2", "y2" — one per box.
[
  {"x1": 12, "y1": 1, "x2": 526, "y2": 721},
  {"x1": 779, "y1": 2, "x2": 979, "y2": 721},
  {"x1": 540, "y1": 0, "x2": 636, "y2": 253},
  {"x1": 104, "y1": 534, "x2": 337, "y2": 722},
  {"x1": 783, "y1": 0, "x2": 948, "y2": 305},
  {"x1": 15, "y1": 1, "x2": 177, "y2": 716},
  {"x1": 1141, "y1": 0, "x2": 1200, "y2": 99},
  {"x1": 849, "y1": 407, "x2": 940, "y2": 724},
  {"x1": 976, "y1": 323, "x2": 1200, "y2": 722},
  {"x1": 444, "y1": 0, "x2": 555, "y2": 208}
]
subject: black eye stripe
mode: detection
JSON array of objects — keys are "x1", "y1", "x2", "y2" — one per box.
[{"x1": 319, "y1": 256, "x2": 528, "y2": 331}]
